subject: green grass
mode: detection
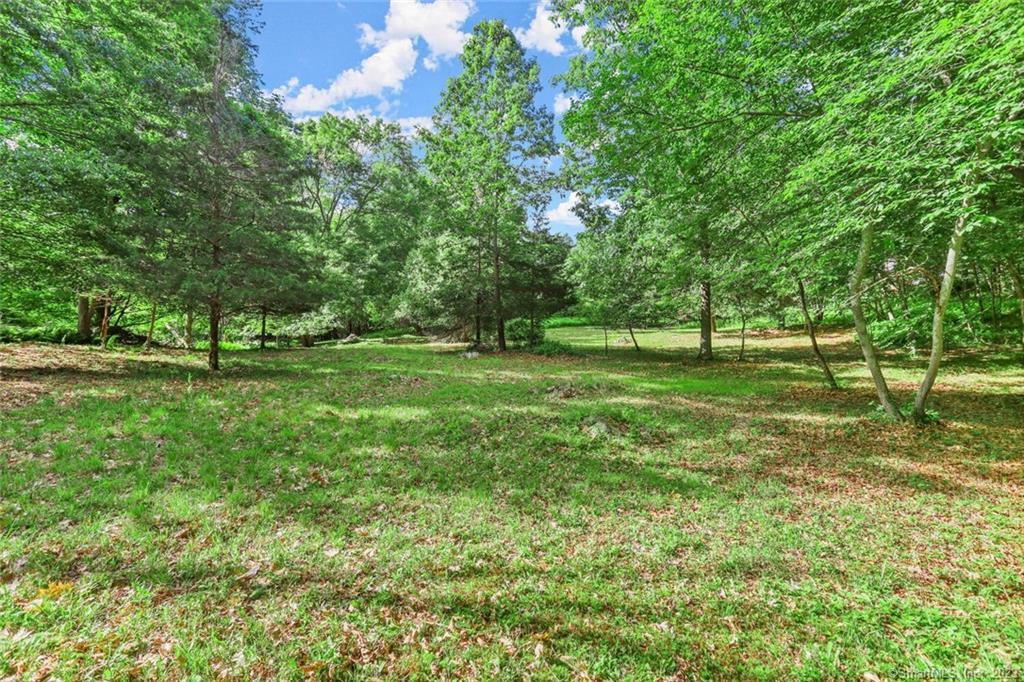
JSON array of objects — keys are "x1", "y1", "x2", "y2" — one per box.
[{"x1": 0, "y1": 328, "x2": 1022, "y2": 679}]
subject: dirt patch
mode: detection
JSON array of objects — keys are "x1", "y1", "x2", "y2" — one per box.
[{"x1": 0, "y1": 343, "x2": 199, "y2": 411}]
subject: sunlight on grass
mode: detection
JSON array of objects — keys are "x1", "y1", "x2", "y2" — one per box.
[{"x1": 0, "y1": 335, "x2": 1021, "y2": 679}]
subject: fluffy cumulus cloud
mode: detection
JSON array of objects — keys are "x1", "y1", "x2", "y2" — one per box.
[
  {"x1": 283, "y1": 38, "x2": 418, "y2": 114},
  {"x1": 514, "y1": 1, "x2": 568, "y2": 56},
  {"x1": 571, "y1": 25, "x2": 588, "y2": 50},
  {"x1": 281, "y1": 0, "x2": 473, "y2": 116},
  {"x1": 359, "y1": 0, "x2": 473, "y2": 70},
  {"x1": 553, "y1": 92, "x2": 575, "y2": 115},
  {"x1": 546, "y1": 191, "x2": 621, "y2": 231},
  {"x1": 271, "y1": 76, "x2": 299, "y2": 99},
  {"x1": 546, "y1": 191, "x2": 584, "y2": 229}
]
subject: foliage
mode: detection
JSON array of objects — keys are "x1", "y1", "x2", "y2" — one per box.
[
  {"x1": 417, "y1": 20, "x2": 558, "y2": 349},
  {"x1": 505, "y1": 317, "x2": 545, "y2": 348},
  {"x1": 868, "y1": 301, "x2": 976, "y2": 353}
]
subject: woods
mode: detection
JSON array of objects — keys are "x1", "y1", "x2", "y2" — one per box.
[
  {"x1": 4, "y1": 0, "x2": 1022, "y2": 421},
  {"x1": 556, "y1": 0, "x2": 1024, "y2": 420}
]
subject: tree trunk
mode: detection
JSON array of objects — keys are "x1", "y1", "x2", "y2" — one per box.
[
  {"x1": 988, "y1": 266, "x2": 1001, "y2": 330},
  {"x1": 850, "y1": 224, "x2": 903, "y2": 419},
  {"x1": 208, "y1": 298, "x2": 221, "y2": 371},
  {"x1": 494, "y1": 236, "x2": 505, "y2": 352},
  {"x1": 603, "y1": 322, "x2": 609, "y2": 356},
  {"x1": 798, "y1": 279, "x2": 839, "y2": 389},
  {"x1": 77, "y1": 295, "x2": 92, "y2": 340},
  {"x1": 185, "y1": 309, "x2": 194, "y2": 350},
  {"x1": 911, "y1": 213, "x2": 968, "y2": 423},
  {"x1": 628, "y1": 322, "x2": 640, "y2": 352},
  {"x1": 956, "y1": 287, "x2": 978, "y2": 340},
  {"x1": 738, "y1": 311, "x2": 747, "y2": 362},
  {"x1": 475, "y1": 242, "x2": 483, "y2": 348},
  {"x1": 1008, "y1": 261, "x2": 1024, "y2": 355},
  {"x1": 260, "y1": 307, "x2": 268, "y2": 350},
  {"x1": 111, "y1": 295, "x2": 130, "y2": 329},
  {"x1": 145, "y1": 302, "x2": 157, "y2": 352},
  {"x1": 99, "y1": 295, "x2": 111, "y2": 350},
  {"x1": 971, "y1": 263, "x2": 987, "y2": 319},
  {"x1": 698, "y1": 280, "x2": 713, "y2": 360},
  {"x1": 697, "y1": 224, "x2": 713, "y2": 360}
]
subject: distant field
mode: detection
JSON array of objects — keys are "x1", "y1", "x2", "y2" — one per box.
[{"x1": 0, "y1": 329, "x2": 1021, "y2": 679}]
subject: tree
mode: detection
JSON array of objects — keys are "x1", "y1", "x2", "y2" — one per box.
[
  {"x1": 423, "y1": 20, "x2": 555, "y2": 350},
  {"x1": 137, "y1": 1, "x2": 316, "y2": 369},
  {"x1": 298, "y1": 114, "x2": 421, "y2": 335},
  {"x1": 567, "y1": 199, "x2": 671, "y2": 351},
  {"x1": 558, "y1": 0, "x2": 1023, "y2": 418}
]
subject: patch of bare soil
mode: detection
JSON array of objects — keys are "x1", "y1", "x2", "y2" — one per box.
[{"x1": 0, "y1": 343, "x2": 197, "y2": 411}]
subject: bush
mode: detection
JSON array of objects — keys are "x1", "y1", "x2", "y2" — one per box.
[
  {"x1": 528, "y1": 340, "x2": 576, "y2": 356},
  {"x1": 506, "y1": 318, "x2": 545, "y2": 347},
  {"x1": 0, "y1": 323, "x2": 79, "y2": 343},
  {"x1": 868, "y1": 300, "x2": 977, "y2": 352},
  {"x1": 544, "y1": 315, "x2": 591, "y2": 328}
]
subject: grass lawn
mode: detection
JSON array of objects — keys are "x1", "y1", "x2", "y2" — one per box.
[{"x1": 0, "y1": 328, "x2": 1021, "y2": 680}]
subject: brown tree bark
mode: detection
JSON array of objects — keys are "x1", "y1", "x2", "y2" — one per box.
[
  {"x1": 698, "y1": 280, "x2": 713, "y2": 360},
  {"x1": 494, "y1": 235, "x2": 506, "y2": 352},
  {"x1": 77, "y1": 295, "x2": 92, "y2": 340},
  {"x1": 208, "y1": 298, "x2": 221, "y2": 370},
  {"x1": 99, "y1": 295, "x2": 111, "y2": 350},
  {"x1": 737, "y1": 311, "x2": 747, "y2": 362},
  {"x1": 697, "y1": 223, "x2": 713, "y2": 360},
  {"x1": 260, "y1": 306, "x2": 268, "y2": 350},
  {"x1": 185, "y1": 309, "x2": 194, "y2": 350},
  {"x1": 145, "y1": 302, "x2": 157, "y2": 352},
  {"x1": 628, "y1": 322, "x2": 640, "y2": 352},
  {"x1": 1009, "y1": 261, "x2": 1024, "y2": 355}
]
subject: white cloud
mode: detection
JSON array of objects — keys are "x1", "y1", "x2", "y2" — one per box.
[
  {"x1": 571, "y1": 25, "x2": 588, "y2": 50},
  {"x1": 271, "y1": 76, "x2": 299, "y2": 99},
  {"x1": 546, "y1": 191, "x2": 621, "y2": 231},
  {"x1": 396, "y1": 116, "x2": 434, "y2": 137},
  {"x1": 553, "y1": 92, "x2": 575, "y2": 115},
  {"x1": 359, "y1": 0, "x2": 473, "y2": 69},
  {"x1": 293, "y1": 107, "x2": 432, "y2": 139},
  {"x1": 514, "y1": 1, "x2": 567, "y2": 56},
  {"x1": 546, "y1": 192, "x2": 584, "y2": 229},
  {"x1": 281, "y1": 0, "x2": 474, "y2": 115},
  {"x1": 284, "y1": 38, "x2": 418, "y2": 115}
]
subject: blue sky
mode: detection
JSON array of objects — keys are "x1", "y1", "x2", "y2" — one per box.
[{"x1": 253, "y1": 0, "x2": 586, "y2": 236}]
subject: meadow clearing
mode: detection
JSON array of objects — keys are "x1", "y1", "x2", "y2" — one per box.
[{"x1": 0, "y1": 328, "x2": 1021, "y2": 680}]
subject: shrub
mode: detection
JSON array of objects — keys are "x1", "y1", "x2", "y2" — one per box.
[
  {"x1": 868, "y1": 300, "x2": 977, "y2": 352},
  {"x1": 506, "y1": 318, "x2": 545, "y2": 347},
  {"x1": 543, "y1": 315, "x2": 591, "y2": 328},
  {"x1": 0, "y1": 323, "x2": 79, "y2": 343},
  {"x1": 528, "y1": 340, "x2": 575, "y2": 356}
]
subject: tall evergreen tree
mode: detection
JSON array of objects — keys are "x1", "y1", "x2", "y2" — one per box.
[{"x1": 422, "y1": 20, "x2": 555, "y2": 350}]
